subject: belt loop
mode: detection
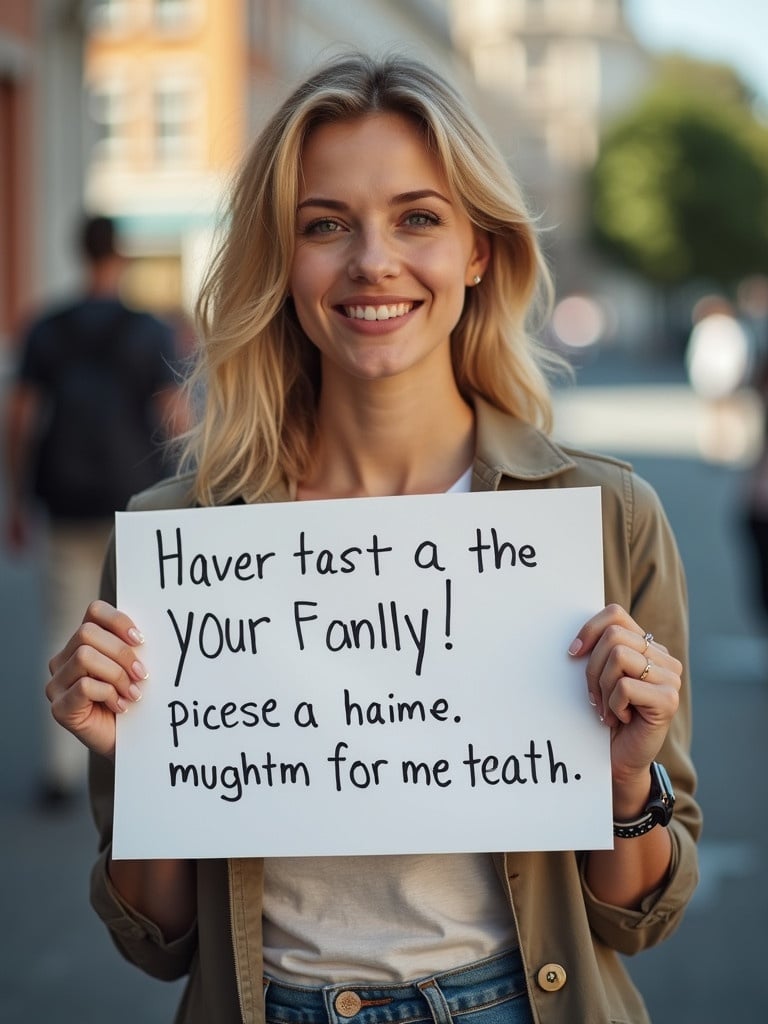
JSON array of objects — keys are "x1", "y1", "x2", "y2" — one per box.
[{"x1": 417, "y1": 977, "x2": 453, "y2": 1024}]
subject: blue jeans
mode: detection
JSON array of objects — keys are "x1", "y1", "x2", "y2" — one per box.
[{"x1": 263, "y1": 948, "x2": 534, "y2": 1024}]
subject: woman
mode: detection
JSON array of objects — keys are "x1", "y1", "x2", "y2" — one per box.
[{"x1": 47, "y1": 53, "x2": 700, "y2": 1024}]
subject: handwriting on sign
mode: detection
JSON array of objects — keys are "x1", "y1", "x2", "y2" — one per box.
[{"x1": 114, "y1": 488, "x2": 609, "y2": 859}]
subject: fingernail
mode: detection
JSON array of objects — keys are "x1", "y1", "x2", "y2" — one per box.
[
  {"x1": 129, "y1": 683, "x2": 143, "y2": 702},
  {"x1": 116, "y1": 697, "x2": 128, "y2": 713},
  {"x1": 132, "y1": 661, "x2": 148, "y2": 680},
  {"x1": 568, "y1": 638, "x2": 583, "y2": 656},
  {"x1": 128, "y1": 628, "x2": 145, "y2": 645},
  {"x1": 588, "y1": 692, "x2": 597, "y2": 707}
]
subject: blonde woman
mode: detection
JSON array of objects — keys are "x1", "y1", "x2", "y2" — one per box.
[{"x1": 47, "y1": 53, "x2": 699, "y2": 1024}]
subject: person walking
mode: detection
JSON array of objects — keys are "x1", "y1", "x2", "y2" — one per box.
[{"x1": 4, "y1": 214, "x2": 187, "y2": 807}]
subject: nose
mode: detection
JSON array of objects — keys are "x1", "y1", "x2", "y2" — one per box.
[{"x1": 347, "y1": 226, "x2": 399, "y2": 282}]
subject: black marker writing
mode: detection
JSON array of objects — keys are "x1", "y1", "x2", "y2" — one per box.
[{"x1": 467, "y1": 528, "x2": 537, "y2": 574}]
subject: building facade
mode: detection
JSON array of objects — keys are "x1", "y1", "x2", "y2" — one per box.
[
  {"x1": 0, "y1": 0, "x2": 87, "y2": 353},
  {"x1": 2, "y1": 0, "x2": 655, "y2": 345},
  {"x1": 84, "y1": 0, "x2": 248, "y2": 312},
  {"x1": 449, "y1": 0, "x2": 652, "y2": 294}
]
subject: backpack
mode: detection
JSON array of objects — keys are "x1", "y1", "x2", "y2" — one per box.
[{"x1": 33, "y1": 304, "x2": 168, "y2": 518}]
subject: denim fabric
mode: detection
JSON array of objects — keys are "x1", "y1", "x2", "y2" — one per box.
[{"x1": 263, "y1": 949, "x2": 533, "y2": 1024}]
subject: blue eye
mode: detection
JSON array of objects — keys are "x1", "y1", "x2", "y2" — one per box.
[
  {"x1": 405, "y1": 211, "x2": 440, "y2": 227},
  {"x1": 303, "y1": 218, "x2": 343, "y2": 235}
]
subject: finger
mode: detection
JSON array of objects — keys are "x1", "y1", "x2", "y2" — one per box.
[
  {"x1": 568, "y1": 603, "x2": 641, "y2": 657},
  {"x1": 50, "y1": 672, "x2": 130, "y2": 722},
  {"x1": 605, "y1": 673, "x2": 681, "y2": 728},
  {"x1": 589, "y1": 635, "x2": 682, "y2": 688},
  {"x1": 49, "y1": 601, "x2": 144, "y2": 675},
  {"x1": 47, "y1": 639, "x2": 147, "y2": 711},
  {"x1": 638, "y1": 631, "x2": 671, "y2": 657},
  {"x1": 82, "y1": 599, "x2": 146, "y2": 646},
  {"x1": 581, "y1": 625, "x2": 645, "y2": 716},
  {"x1": 48, "y1": 676, "x2": 124, "y2": 760},
  {"x1": 592, "y1": 647, "x2": 682, "y2": 727},
  {"x1": 632, "y1": 649, "x2": 683, "y2": 685},
  {"x1": 572, "y1": 611, "x2": 679, "y2": 702},
  {"x1": 49, "y1": 616, "x2": 147, "y2": 683},
  {"x1": 590, "y1": 626, "x2": 673, "y2": 669}
]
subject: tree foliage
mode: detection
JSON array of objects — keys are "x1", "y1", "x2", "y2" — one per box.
[{"x1": 589, "y1": 56, "x2": 768, "y2": 287}]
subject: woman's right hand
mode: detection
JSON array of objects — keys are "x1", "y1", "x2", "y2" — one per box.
[{"x1": 46, "y1": 600, "x2": 148, "y2": 761}]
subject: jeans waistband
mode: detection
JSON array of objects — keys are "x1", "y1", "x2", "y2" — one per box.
[{"x1": 263, "y1": 948, "x2": 527, "y2": 1024}]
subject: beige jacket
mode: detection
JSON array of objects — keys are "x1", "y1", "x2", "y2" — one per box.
[{"x1": 90, "y1": 398, "x2": 701, "y2": 1024}]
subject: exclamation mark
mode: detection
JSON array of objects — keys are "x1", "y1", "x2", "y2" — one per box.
[{"x1": 445, "y1": 578, "x2": 453, "y2": 650}]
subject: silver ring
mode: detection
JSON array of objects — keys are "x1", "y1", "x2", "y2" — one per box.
[
  {"x1": 642, "y1": 632, "x2": 654, "y2": 653},
  {"x1": 640, "y1": 659, "x2": 653, "y2": 681}
]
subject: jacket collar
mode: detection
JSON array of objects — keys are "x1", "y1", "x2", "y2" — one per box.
[
  {"x1": 260, "y1": 395, "x2": 577, "y2": 502},
  {"x1": 472, "y1": 394, "x2": 576, "y2": 489}
]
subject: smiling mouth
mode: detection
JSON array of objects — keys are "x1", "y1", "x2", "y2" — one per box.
[{"x1": 342, "y1": 302, "x2": 415, "y2": 321}]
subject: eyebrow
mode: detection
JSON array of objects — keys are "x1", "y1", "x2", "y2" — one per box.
[{"x1": 296, "y1": 189, "x2": 452, "y2": 211}]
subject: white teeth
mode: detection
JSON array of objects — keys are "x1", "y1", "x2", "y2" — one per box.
[{"x1": 344, "y1": 303, "x2": 412, "y2": 320}]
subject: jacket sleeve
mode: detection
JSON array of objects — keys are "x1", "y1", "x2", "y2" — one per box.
[
  {"x1": 580, "y1": 468, "x2": 701, "y2": 954},
  {"x1": 88, "y1": 515, "x2": 198, "y2": 980}
]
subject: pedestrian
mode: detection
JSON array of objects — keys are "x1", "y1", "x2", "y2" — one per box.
[
  {"x1": 45, "y1": 54, "x2": 700, "y2": 1023},
  {"x1": 735, "y1": 276, "x2": 768, "y2": 619},
  {"x1": 3, "y1": 214, "x2": 187, "y2": 807}
]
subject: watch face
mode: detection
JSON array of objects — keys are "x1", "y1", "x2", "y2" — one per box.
[{"x1": 650, "y1": 762, "x2": 675, "y2": 825}]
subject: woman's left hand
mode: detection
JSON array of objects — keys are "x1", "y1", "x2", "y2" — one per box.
[{"x1": 568, "y1": 603, "x2": 682, "y2": 792}]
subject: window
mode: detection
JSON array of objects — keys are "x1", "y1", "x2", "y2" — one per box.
[
  {"x1": 89, "y1": 0, "x2": 136, "y2": 33},
  {"x1": 523, "y1": 39, "x2": 551, "y2": 105},
  {"x1": 471, "y1": 41, "x2": 526, "y2": 92},
  {"x1": 88, "y1": 76, "x2": 134, "y2": 162},
  {"x1": 152, "y1": 0, "x2": 202, "y2": 32},
  {"x1": 153, "y1": 75, "x2": 202, "y2": 165}
]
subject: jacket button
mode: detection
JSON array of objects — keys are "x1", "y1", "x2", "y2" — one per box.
[
  {"x1": 335, "y1": 991, "x2": 363, "y2": 1017},
  {"x1": 536, "y1": 963, "x2": 567, "y2": 992}
]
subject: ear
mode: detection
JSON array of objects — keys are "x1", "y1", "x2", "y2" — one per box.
[{"x1": 465, "y1": 229, "x2": 491, "y2": 287}]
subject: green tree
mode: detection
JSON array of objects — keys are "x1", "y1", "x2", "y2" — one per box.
[{"x1": 589, "y1": 57, "x2": 768, "y2": 288}]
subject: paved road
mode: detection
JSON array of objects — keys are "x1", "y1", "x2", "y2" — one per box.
[{"x1": 1, "y1": 356, "x2": 766, "y2": 1022}]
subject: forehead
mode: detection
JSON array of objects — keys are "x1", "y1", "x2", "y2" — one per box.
[{"x1": 298, "y1": 112, "x2": 449, "y2": 193}]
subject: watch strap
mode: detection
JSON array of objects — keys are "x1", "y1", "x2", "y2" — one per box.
[
  {"x1": 613, "y1": 761, "x2": 675, "y2": 839},
  {"x1": 613, "y1": 811, "x2": 660, "y2": 840}
]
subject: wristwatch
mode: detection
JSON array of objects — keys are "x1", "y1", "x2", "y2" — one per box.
[{"x1": 613, "y1": 762, "x2": 676, "y2": 839}]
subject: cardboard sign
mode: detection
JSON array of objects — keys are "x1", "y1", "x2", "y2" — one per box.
[{"x1": 113, "y1": 487, "x2": 610, "y2": 859}]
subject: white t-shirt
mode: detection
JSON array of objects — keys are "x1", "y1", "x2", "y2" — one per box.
[
  {"x1": 263, "y1": 467, "x2": 518, "y2": 984},
  {"x1": 262, "y1": 852, "x2": 518, "y2": 983}
]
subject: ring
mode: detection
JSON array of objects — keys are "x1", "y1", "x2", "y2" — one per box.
[
  {"x1": 640, "y1": 659, "x2": 653, "y2": 681},
  {"x1": 642, "y1": 632, "x2": 654, "y2": 653}
]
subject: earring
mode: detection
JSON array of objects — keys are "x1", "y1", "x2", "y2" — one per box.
[{"x1": 472, "y1": 275, "x2": 482, "y2": 285}]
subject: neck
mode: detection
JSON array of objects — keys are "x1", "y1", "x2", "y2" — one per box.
[
  {"x1": 298, "y1": 365, "x2": 475, "y2": 500},
  {"x1": 85, "y1": 256, "x2": 123, "y2": 297}
]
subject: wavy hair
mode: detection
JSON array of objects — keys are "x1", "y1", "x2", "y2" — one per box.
[{"x1": 182, "y1": 52, "x2": 558, "y2": 506}]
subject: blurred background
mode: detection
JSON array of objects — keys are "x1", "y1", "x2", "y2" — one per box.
[{"x1": 1, "y1": 1, "x2": 767, "y2": 1021}]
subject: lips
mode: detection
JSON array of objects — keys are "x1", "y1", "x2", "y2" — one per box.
[{"x1": 341, "y1": 302, "x2": 414, "y2": 321}]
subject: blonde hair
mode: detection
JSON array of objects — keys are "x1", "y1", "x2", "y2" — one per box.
[{"x1": 184, "y1": 52, "x2": 557, "y2": 506}]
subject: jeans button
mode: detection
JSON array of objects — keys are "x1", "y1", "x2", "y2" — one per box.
[{"x1": 335, "y1": 990, "x2": 363, "y2": 1017}]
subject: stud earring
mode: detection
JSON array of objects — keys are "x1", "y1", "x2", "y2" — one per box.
[{"x1": 472, "y1": 275, "x2": 482, "y2": 285}]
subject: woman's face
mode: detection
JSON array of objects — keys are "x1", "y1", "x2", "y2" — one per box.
[{"x1": 289, "y1": 111, "x2": 489, "y2": 388}]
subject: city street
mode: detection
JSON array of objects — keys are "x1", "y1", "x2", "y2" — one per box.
[{"x1": 1, "y1": 356, "x2": 767, "y2": 1023}]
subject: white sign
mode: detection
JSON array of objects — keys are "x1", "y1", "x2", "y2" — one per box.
[{"x1": 113, "y1": 487, "x2": 610, "y2": 859}]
